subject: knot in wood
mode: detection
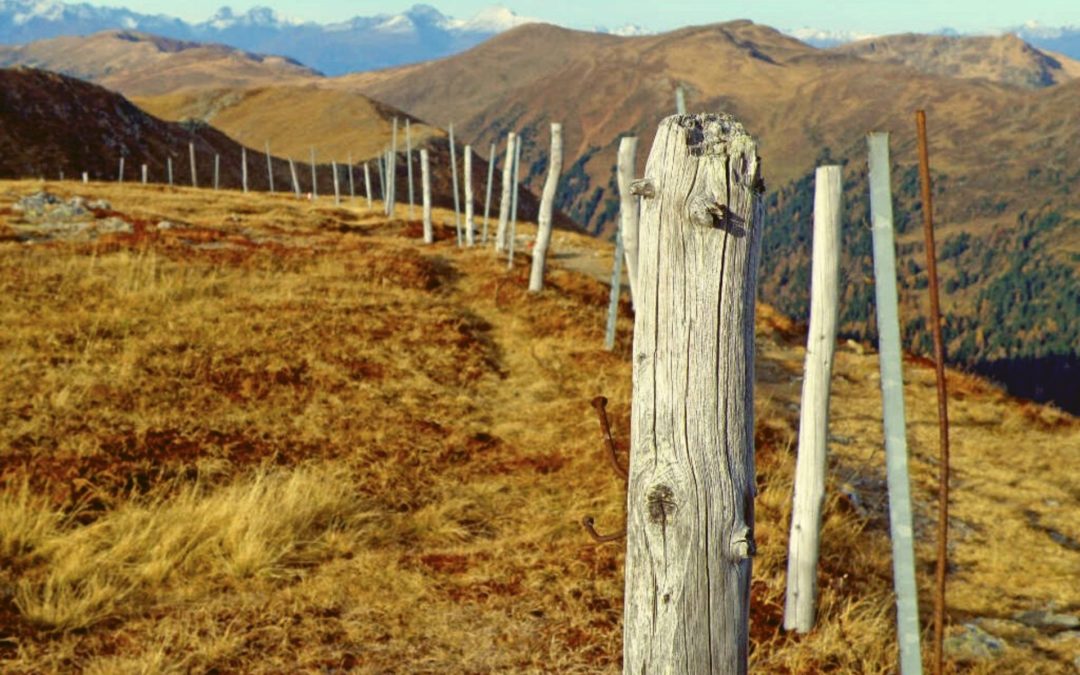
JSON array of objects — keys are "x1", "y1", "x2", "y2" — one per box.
[
  {"x1": 647, "y1": 485, "x2": 677, "y2": 527},
  {"x1": 629, "y1": 178, "x2": 657, "y2": 199},
  {"x1": 676, "y1": 113, "x2": 749, "y2": 157},
  {"x1": 729, "y1": 524, "x2": 756, "y2": 561}
]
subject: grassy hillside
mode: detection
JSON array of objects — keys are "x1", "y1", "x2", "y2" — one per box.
[{"x1": 1, "y1": 180, "x2": 1077, "y2": 672}]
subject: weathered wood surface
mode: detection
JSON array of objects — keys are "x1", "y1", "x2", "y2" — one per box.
[
  {"x1": 506, "y1": 138, "x2": 523, "y2": 270},
  {"x1": 624, "y1": 113, "x2": 764, "y2": 674},
  {"x1": 347, "y1": 153, "x2": 355, "y2": 199},
  {"x1": 363, "y1": 162, "x2": 373, "y2": 210},
  {"x1": 288, "y1": 158, "x2": 299, "y2": 197},
  {"x1": 332, "y1": 161, "x2": 341, "y2": 206},
  {"x1": 265, "y1": 141, "x2": 274, "y2": 193},
  {"x1": 141, "y1": 163, "x2": 148, "y2": 185},
  {"x1": 309, "y1": 147, "x2": 317, "y2": 199},
  {"x1": 784, "y1": 165, "x2": 843, "y2": 633},
  {"x1": 421, "y1": 148, "x2": 433, "y2": 244},
  {"x1": 464, "y1": 145, "x2": 475, "y2": 245},
  {"x1": 389, "y1": 118, "x2": 398, "y2": 217},
  {"x1": 406, "y1": 120, "x2": 415, "y2": 219},
  {"x1": 496, "y1": 132, "x2": 516, "y2": 252},
  {"x1": 189, "y1": 142, "x2": 197, "y2": 188},
  {"x1": 617, "y1": 137, "x2": 640, "y2": 306},
  {"x1": 868, "y1": 132, "x2": 924, "y2": 675},
  {"x1": 529, "y1": 123, "x2": 563, "y2": 292},
  {"x1": 241, "y1": 147, "x2": 248, "y2": 193},
  {"x1": 214, "y1": 154, "x2": 220, "y2": 190},
  {"x1": 449, "y1": 124, "x2": 462, "y2": 245},
  {"x1": 676, "y1": 86, "x2": 687, "y2": 115},
  {"x1": 118, "y1": 157, "x2": 124, "y2": 183},
  {"x1": 483, "y1": 142, "x2": 496, "y2": 244},
  {"x1": 82, "y1": 171, "x2": 88, "y2": 184},
  {"x1": 167, "y1": 156, "x2": 173, "y2": 186},
  {"x1": 604, "y1": 229, "x2": 624, "y2": 351}
]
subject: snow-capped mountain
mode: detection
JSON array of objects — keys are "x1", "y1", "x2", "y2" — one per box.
[
  {"x1": 785, "y1": 27, "x2": 878, "y2": 48},
  {"x1": 0, "y1": 1, "x2": 545, "y2": 75},
  {"x1": 1011, "y1": 21, "x2": 1080, "y2": 59}
]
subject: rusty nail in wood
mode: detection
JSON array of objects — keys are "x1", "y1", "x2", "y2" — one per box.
[
  {"x1": 582, "y1": 516, "x2": 626, "y2": 544},
  {"x1": 591, "y1": 396, "x2": 628, "y2": 481}
]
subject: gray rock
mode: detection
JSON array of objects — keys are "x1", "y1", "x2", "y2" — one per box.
[
  {"x1": 155, "y1": 220, "x2": 181, "y2": 230},
  {"x1": 87, "y1": 199, "x2": 111, "y2": 211},
  {"x1": 944, "y1": 622, "x2": 1007, "y2": 661},
  {"x1": 1014, "y1": 610, "x2": 1080, "y2": 630}
]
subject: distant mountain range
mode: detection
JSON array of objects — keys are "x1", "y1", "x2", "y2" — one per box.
[{"x1": 0, "y1": 1, "x2": 1078, "y2": 75}]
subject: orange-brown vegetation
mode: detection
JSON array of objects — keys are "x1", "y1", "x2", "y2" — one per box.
[{"x1": 0, "y1": 180, "x2": 1076, "y2": 672}]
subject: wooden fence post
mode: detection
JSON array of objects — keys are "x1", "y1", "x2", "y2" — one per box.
[
  {"x1": 390, "y1": 118, "x2": 398, "y2": 217},
  {"x1": 465, "y1": 145, "x2": 475, "y2": 245},
  {"x1": 347, "y1": 152, "x2": 355, "y2": 199},
  {"x1": 332, "y1": 161, "x2": 341, "y2": 205},
  {"x1": 617, "y1": 137, "x2": 640, "y2": 306},
  {"x1": 676, "y1": 86, "x2": 687, "y2": 115},
  {"x1": 310, "y1": 147, "x2": 317, "y2": 199},
  {"x1": 496, "y1": 132, "x2": 516, "y2": 252},
  {"x1": 167, "y1": 157, "x2": 173, "y2": 186},
  {"x1": 141, "y1": 164, "x2": 148, "y2": 184},
  {"x1": 241, "y1": 147, "x2": 248, "y2": 193},
  {"x1": 449, "y1": 123, "x2": 462, "y2": 245},
  {"x1": 118, "y1": 157, "x2": 124, "y2": 183},
  {"x1": 483, "y1": 142, "x2": 496, "y2": 243},
  {"x1": 506, "y1": 138, "x2": 523, "y2": 270},
  {"x1": 421, "y1": 148, "x2": 433, "y2": 244},
  {"x1": 363, "y1": 162, "x2": 372, "y2": 210},
  {"x1": 82, "y1": 172, "x2": 88, "y2": 184},
  {"x1": 265, "y1": 141, "x2": 274, "y2": 193},
  {"x1": 214, "y1": 154, "x2": 220, "y2": 190},
  {"x1": 623, "y1": 114, "x2": 764, "y2": 674},
  {"x1": 868, "y1": 132, "x2": 924, "y2": 675},
  {"x1": 288, "y1": 158, "x2": 300, "y2": 198},
  {"x1": 529, "y1": 122, "x2": 563, "y2": 292},
  {"x1": 784, "y1": 165, "x2": 843, "y2": 633},
  {"x1": 406, "y1": 119, "x2": 415, "y2": 219},
  {"x1": 189, "y1": 142, "x2": 197, "y2": 188},
  {"x1": 604, "y1": 229, "x2": 624, "y2": 351}
]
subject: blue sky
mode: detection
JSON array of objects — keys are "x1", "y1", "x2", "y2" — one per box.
[{"x1": 88, "y1": 1, "x2": 1079, "y2": 33}]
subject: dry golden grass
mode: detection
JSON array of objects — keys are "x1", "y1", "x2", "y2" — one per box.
[{"x1": 0, "y1": 179, "x2": 1077, "y2": 672}]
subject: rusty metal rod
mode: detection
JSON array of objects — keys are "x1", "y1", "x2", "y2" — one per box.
[
  {"x1": 581, "y1": 516, "x2": 626, "y2": 543},
  {"x1": 591, "y1": 396, "x2": 629, "y2": 481},
  {"x1": 916, "y1": 109, "x2": 951, "y2": 675}
]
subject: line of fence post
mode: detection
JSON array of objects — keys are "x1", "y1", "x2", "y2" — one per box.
[
  {"x1": 784, "y1": 165, "x2": 843, "y2": 633},
  {"x1": 496, "y1": 132, "x2": 516, "y2": 252},
  {"x1": 529, "y1": 122, "x2": 563, "y2": 292},
  {"x1": 421, "y1": 148, "x2": 433, "y2": 244},
  {"x1": 623, "y1": 113, "x2": 763, "y2": 673},
  {"x1": 867, "y1": 131, "x2": 924, "y2": 675}
]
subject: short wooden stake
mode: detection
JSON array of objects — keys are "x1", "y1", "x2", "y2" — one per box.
[
  {"x1": 421, "y1": 148, "x2": 433, "y2": 244},
  {"x1": 332, "y1": 161, "x2": 341, "y2": 205},
  {"x1": 189, "y1": 142, "x2": 197, "y2": 188},
  {"x1": 167, "y1": 157, "x2": 173, "y2": 186},
  {"x1": 617, "y1": 137, "x2": 640, "y2": 306},
  {"x1": 118, "y1": 157, "x2": 124, "y2": 183},
  {"x1": 347, "y1": 152, "x2": 355, "y2": 199},
  {"x1": 310, "y1": 147, "x2": 317, "y2": 199},
  {"x1": 288, "y1": 157, "x2": 300, "y2": 197},
  {"x1": 506, "y1": 139, "x2": 523, "y2": 270},
  {"x1": 784, "y1": 165, "x2": 843, "y2": 633},
  {"x1": 482, "y1": 141, "x2": 496, "y2": 243},
  {"x1": 676, "y1": 86, "x2": 687, "y2": 115},
  {"x1": 265, "y1": 141, "x2": 274, "y2": 193},
  {"x1": 449, "y1": 124, "x2": 462, "y2": 246},
  {"x1": 141, "y1": 164, "x2": 148, "y2": 184},
  {"x1": 363, "y1": 162, "x2": 373, "y2": 210},
  {"x1": 389, "y1": 118, "x2": 398, "y2": 218},
  {"x1": 214, "y1": 154, "x2": 220, "y2": 190},
  {"x1": 241, "y1": 147, "x2": 248, "y2": 193},
  {"x1": 529, "y1": 122, "x2": 563, "y2": 292},
  {"x1": 868, "y1": 132, "x2": 924, "y2": 675},
  {"x1": 496, "y1": 132, "x2": 516, "y2": 252},
  {"x1": 464, "y1": 145, "x2": 475, "y2": 245},
  {"x1": 623, "y1": 114, "x2": 763, "y2": 674},
  {"x1": 82, "y1": 172, "x2": 88, "y2": 184},
  {"x1": 406, "y1": 119, "x2": 415, "y2": 219}
]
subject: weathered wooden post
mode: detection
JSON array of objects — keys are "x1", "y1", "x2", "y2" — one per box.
[
  {"x1": 676, "y1": 86, "x2": 687, "y2": 115},
  {"x1": 288, "y1": 158, "x2": 300, "y2": 198},
  {"x1": 188, "y1": 142, "x2": 197, "y2": 188},
  {"x1": 118, "y1": 157, "x2": 124, "y2": 183},
  {"x1": 406, "y1": 119, "x2": 415, "y2": 219},
  {"x1": 496, "y1": 132, "x2": 516, "y2": 252},
  {"x1": 265, "y1": 141, "x2": 274, "y2": 193},
  {"x1": 421, "y1": 148, "x2": 433, "y2": 244},
  {"x1": 306, "y1": 147, "x2": 315, "y2": 199},
  {"x1": 464, "y1": 145, "x2": 476, "y2": 245},
  {"x1": 449, "y1": 124, "x2": 462, "y2": 245},
  {"x1": 141, "y1": 163, "x2": 148, "y2": 185},
  {"x1": 868, "y1": 132, "x2": 923, "y2": 675},
  {"x1": 241, "y1": 147, "x2": 248, "y2": 193},
  {"x1": 167, "y1": 157, "x2": 173, "y2": 186},
  {"x1": 389, "y1": 118, "x2": 398, "y2": 218},
  {"x1": 482, "y1": 142, "x2": 496, "y2": 243},
  {"x1": 617, "y1": 137, "x2": 640, "y2": 306},
  {"x1": 82, "y1": 172, "x2": 89, "y2": 184},
  {"x1": 363, "y1": 162, "x2": 373, "y2": 210},
  {"x1": 347, "y1": 152, "x2": 355, "y2": 199},
  {"x1": 376, "y1": 154, "x2": 385, "y2": 203},
  {"x1": 214, "y1": 154, "x2": 220, "y2": 190},
  {"x1": 332, "y1": 161, "x2": 341, "y2": 205},
  {"x1": 604, "y1": 229, "x2": 625, "y2": 351},
  {"x1": 784, "y1": 165, "x2": 843, "y2": 633},
  {"x1": 623, "y1": 114, "x2": 763, "y2": 674},
  {"x1": 529, "y1": 122, "x2": 563, "y2": 292},
  {"x1": 506, "y1": 138, "x2": 523, "y2": 270}
]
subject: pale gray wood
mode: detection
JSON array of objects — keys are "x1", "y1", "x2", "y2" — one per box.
[
  {"x1": 288, "y1": 157, "x2": 300, "y2": 197},
  {"x1": 265, "y1": 141, "x2": 274, "y2": 193},
  {"x1": 241, "y1": 147, "x2": 248, "y2": 193},
  {"x1": 604, "y1": 229, "x2": 624, "y2": 351},
  {"x1": 482, "y1": 142, "x2": 496, "y2": 243},
  {"x1": 214, "y1": 154, "x2": 220, "y2": 190},
  {"x1": 332, "y1": 161, "x2": 341, "y2": 206},
  {"x1": 406, "y1": 119, "x2": 415, "y2": 219},
  {"x1": 376, "y1": 153, "x2": 385, "y2": 204},
  {"x1": 310, "y1": 147, "x2": 317, "y2": 199},
  {"x1": 167, "y1": 157, "x2": 173, "y2": 186},
  {"x1": 389, "y1": 118, "x2": 398, "y2": 218},
  {"x1": 676, "y1": 86, "x2": 687, "y2": 115},
  {"x1": 421, "y1": 148, "x2": 433, "y2": 244},
  {"x1": 189, "y1": 142, "x2": 197, "y2": 188},
  {"x1": 118, "y1": 157, "x2": 124, "y2": 183},
  {"x1": 449, "y1": 124, "x2": 462, "y2": 245},
  {"x1": 624, "y1": 114, "x2": 763, "y2": 674},
  {"x1": 617, "y1": 137, "x2": 640, "y2": 306},
  {"x1": 868, "y1": 132, "x2": 924, "y2": 675},
  {"x1": 506, "y1": 139, "x2": 523, "y2": 270},
  {"x1": 82, "y1": 171, "x2": 88, "y2": 184},
  {"x1": 464, "y1": 145, "x2": 475, "y2": 245},
  {"x1": 347, "y1": 152, "x2": 355, "y2": 199},
  {"x1": 363, "y1": 162, "x2": 373, "y2": 210},
  {"x1": 529, "y1": 122, "x2": 563, "y2": 292},
  {"x1": 141, "y1": 163, "x2": 147, "y2": 185},
  {"x1": 784, "y1": 165, "x2": 843, "y2": 633},
  {"x1": 495, "y1": 132, "x2": 516, "y2": 252}
]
